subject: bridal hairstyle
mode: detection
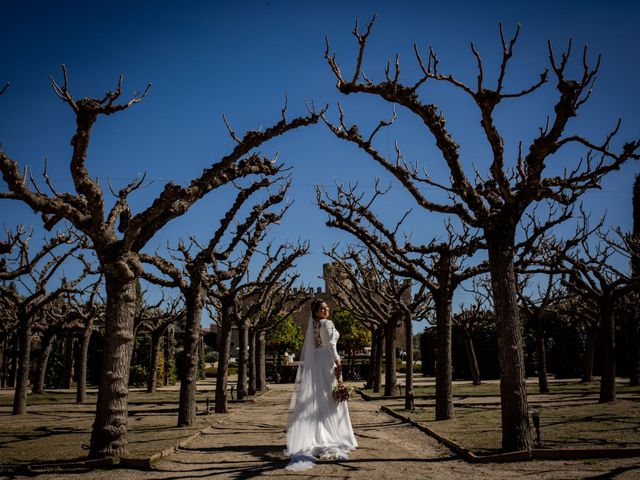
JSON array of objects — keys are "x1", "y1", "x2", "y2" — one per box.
[{"x1": 310, "y1": 299, "x2": 326, "y2": 319}]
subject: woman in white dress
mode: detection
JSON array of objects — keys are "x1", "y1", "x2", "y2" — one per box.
[{"x1": 285, "y1": 299, "x2": 358, "y2": 470}]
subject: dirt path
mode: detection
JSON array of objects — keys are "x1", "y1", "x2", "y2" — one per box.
[{"x1": 17, "y1": 383, "x2": 640, "y2": 479}]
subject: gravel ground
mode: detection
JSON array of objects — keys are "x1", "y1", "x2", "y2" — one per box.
[{"x1": 7, "y1": 383, "x2": 640, "y2": 480}]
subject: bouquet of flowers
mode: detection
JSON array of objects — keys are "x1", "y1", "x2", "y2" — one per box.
[{"x1": 332, "y1": 383, "x2": 355, "y2": 403}]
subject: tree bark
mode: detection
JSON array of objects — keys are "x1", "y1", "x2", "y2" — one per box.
[
  {"x1": 164, "y1": 325, "x2": 175, "y2": 387},
  {"x1": 77, "y1": 318, "x2": 94, "y2": 403},
  {"x1": 383, "y1": 319, "x2": 397, "y2": 397},
  {"x1": 248, "y1": 327, "x2": 256, "y2": 396},
  {"x1": 487, "y1": 229, "x2": 532, "y2": 452},
  {"x1": 365, "y1": 326, "x2": 376, "y2": 389},
  {"x1": 12, "y1": 313, "x2": 32, "y2": 414},
  {"x1": 256, "y1": 330, "x2": 267, "y2": 392},
  {"x1": 630, "y1": 313, "x2": 639, "y2": 387},
  {"x1": 236, "y1": 321, "x2": 249, "y2": 400},
  {"x1": 215, "y1": 317, "x2": 233, "y2": 413},
  {"x1": 462, "y1": 329, "x2": 481, "y2": 386},
  {"x1": 177, "y1": 287, "x2": 204, "y2": 426},
  {"x1": 0, "y1": 334, "x2": 5, "y2": 388},
  {"x1": 10, "y1": 332, "x2": 18, "y2": 388},
  {"x1": 599, "y1": 298, "x2": 616, "y2": 403},
  {"x1": 534, "y1": 314, "x2": 550, "y2": 394},
  {"x1": 89, "y1": 276, "x2": 137, "y2": 458},
  {"x1": 373, "y1": 326, "x2": 384, "y2": 393},
  {"x1": 147, "y1": 330, "x2": 163, "y2": 394},
  {"x1": 404, "y1": 313, "x2": 414, "y2": 410},
  {"x1": 582, "y1": 326, "x2": 596, "y2": 383},
  {"x1": 63, "y1": 333, "x2": 75, "y2": 389},
  {"x1": 434, "y1": 292, "x2": 453, "y2": 420},
  {"x1": 33, "y1": 331, "x2": 56, "y2": 395}
]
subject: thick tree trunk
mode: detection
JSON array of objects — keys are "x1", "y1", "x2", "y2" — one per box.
[
  {"x1": 33, "y1": 331, "x2": 56, "y2": 395},
  {"x1": 534, "y1": 314, "x2": 549, "y2": 394},
  {"x1": 599, "y1": 298, "x2": 616, "y2": 403},
  {"x1": 178, "y1": 287, "x2": 204, "y2": 426},
  {"x1": 256, "y1": 331, "x2": 267, "y2": 392},
  {"x1": 404, "y1": 314, "x2": 414, "y2": 410},
  {"x1": 89, "y1": 276, "x2": 137, "y2": 458},
  {"x1": 63, "y1": 334, "x2": 75, "y2": 389},
  {"x1": 12, "y1": 314, "x2": 32, "y2": 414},
  {"x1": 77, "y1": 318, "x2": 93, "y2": 403},
  {"x1": 383, "y1": 319, "x2": 397, "y2": 397},
  {"x1": 487, "y1": 230, "x2": 532, "y2": 452},
  {"x1": 147, "y1": 330, "x2": 163, "y2": 394},
  {"x1": 215, "y1": 318, "x2": 233, "y2": 413},
  {"x1": 236, "y1": 321, "x2": 249, "y2": 400},
  {"x1": 373, "y1": 326, "x2": 384, "y2": 393},
  {"x1": 582, "y1": 326, "x2": 596, "y2": 383},
  {"x1": 248, "y1": 327, "x2": 256, "y2": 396},
  {"x1": 434, "y1": 293, "x2": 453, "y2": 420},
  {"x1": 462, "y1": 329, "x2": 481, "y2": 386}
]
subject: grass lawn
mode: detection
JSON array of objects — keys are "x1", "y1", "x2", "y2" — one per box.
[
  {"x1": 362, "y1": 379, "x2": 640, "y2": 399},
  {"x1": 0, "y1": 387, "x2": 217, "y2": 467},
  {"x1": 380, "y1": 379, "x2": 640, "y2": 455},
  {"x1": 399, "y1": 399, "x2": 640, "y2": 455}
]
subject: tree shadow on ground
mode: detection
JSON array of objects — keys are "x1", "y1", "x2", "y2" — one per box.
[
  {"x1": 583, "y1": 464, "x2": 640, "y2": 479},
  {"x1": 155, "y1": 450, "x2": 460, "y2": 480}
]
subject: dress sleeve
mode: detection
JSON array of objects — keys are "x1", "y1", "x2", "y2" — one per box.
[{"x1": 320, "y1": 320, "x2": 341, "y2": 363}]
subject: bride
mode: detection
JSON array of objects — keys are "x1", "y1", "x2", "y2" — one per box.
[{"x1": 284, "y1": 299, "x2": 358, "y2": 470}]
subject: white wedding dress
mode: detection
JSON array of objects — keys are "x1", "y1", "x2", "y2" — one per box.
[{"x1": 284, "y1": 317, "x2": 358, "y2": 471}]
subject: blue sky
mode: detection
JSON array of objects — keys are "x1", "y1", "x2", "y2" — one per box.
[{"x1": 1, "y1": 1, "x2": 639, "y2": 327}]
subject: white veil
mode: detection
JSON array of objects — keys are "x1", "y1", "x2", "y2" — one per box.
[{"x1": 285, "y1": 313, "x2": 318, "y2": 470}]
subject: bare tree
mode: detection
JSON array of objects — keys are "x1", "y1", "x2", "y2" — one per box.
[
  {"x1": 248, "y1": 281, "x2": 309, "y2": 394},
  {"x1": 326, "y1": 246, "x2": 430, "y2": 408},
  {"x1": 323, "y1": 18, "x2": 639, "y2": 449},
  {"x1": 135, "y1": 297, "x2": 182, "y2": 394},
  {"x1": 517, "y1": 273, "x2": 564, "y2": 393},
  {"x1": 64, "y1": 280, "x2": 104, "y2": 402},
  {"x1": 630, "y1": 175, "x2": 640, "y2": 386},
  {"x1": 235, "y1": 245, "x2": 309, "y2": 400},
  {"x1": 0, "y1": 226, "x2": 89, "y2": 414},
  {"x1": 0, "y1": 67, "x2": 321, "y2": 456},
  {"x1": 141, "y1": 178, "x2": 292, "y2": 424},
  {"x1": 209, "y1": 236, "x2": 308, "y2": 412},
  {"x1": 317, "y1": 183, "x2": 484, "y2": 419},
  {"x1": 553, "y1": 228, "x2": 639, "y2": 402},
  {"x1": 453, "y1": 293, "x2": 493, "y2": 386}
]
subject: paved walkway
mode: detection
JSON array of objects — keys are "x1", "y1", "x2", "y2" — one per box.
[{"x1": 21, "y1": 383, "x2": 640, "y2": 479}]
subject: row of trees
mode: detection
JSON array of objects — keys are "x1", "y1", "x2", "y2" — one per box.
[
  {"x1": 317, "y1": 18, "x2": 639, "y2": 452},
  {"x1": 2, "y1": 17, "x2": 639, "y2": 456},
  {"x1": 0, "y1": 72, "x2": 320, "y2": 457}
]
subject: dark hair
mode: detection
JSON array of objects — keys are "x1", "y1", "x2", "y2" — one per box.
[{"x1": 310, "y1": 298, "x2": 326, "y2": 319}]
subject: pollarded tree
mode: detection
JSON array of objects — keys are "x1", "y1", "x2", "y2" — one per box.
[
  {"x1": 0, "y1": 226, "x2": 90, "y2": 414},
  {"x1": 317, "y1": 184, "x2": 484, "y2": 418},
  {"x1": 553, "y1": 227, "x2": 639, "y2": 403},
  {"x1": 324, "y1": 19, "x2": 640, "y2": 450},
  {"x1": 234, "y1": 244, "x2": 309, "y2": 400},
  {"x1": 64, "y1": 280, "x2": 104, "y2": 403},
  {"x1": 248, "y1": 279, "x2": 309, "y2": 394},
  {"x1": 140, "y1": 178, "x2": 292, "y2": 424},
  {"x1": 0, "y1": 68, "x2": 321, "y2": 456},
  {"x1": 517, "y1": 273, "x2": 565, "y2": 393},
  {"x1": 326, "y1": 247, "x2": 430, "y2": 407},
  {"x1": 630, "y1": 175, "x2": 640, "y2": 386}
]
